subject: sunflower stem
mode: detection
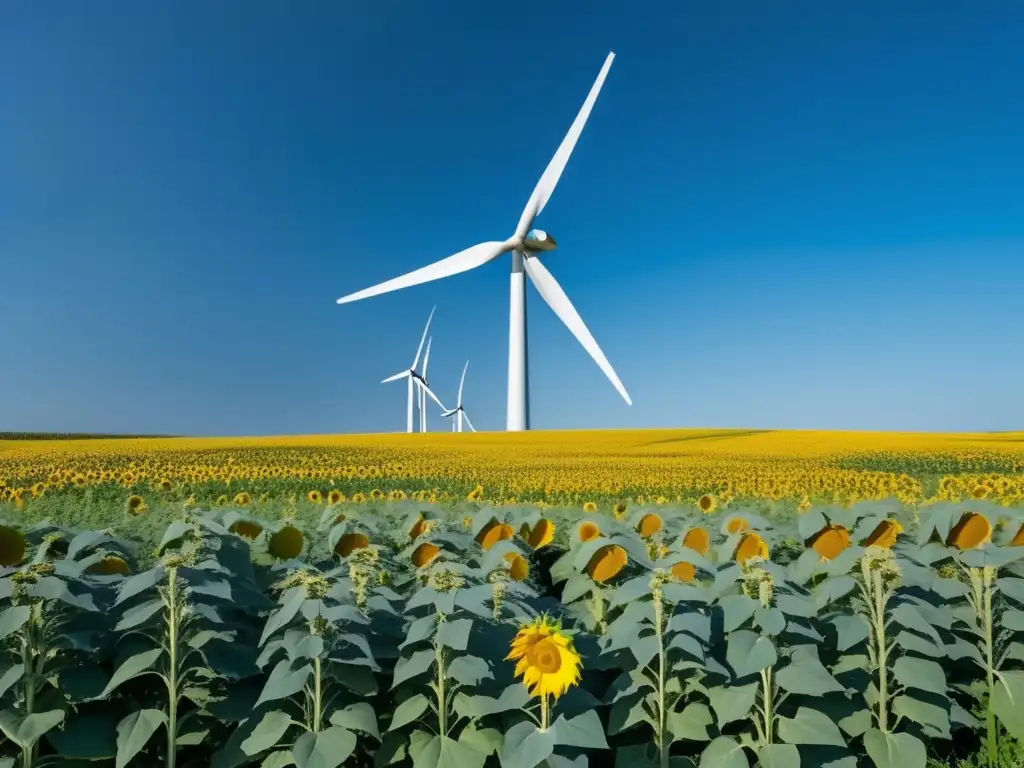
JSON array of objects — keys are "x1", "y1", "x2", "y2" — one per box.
[
  {"x1": 540, "y1": 694, "x2": 549, "y2": 732},
  {"x1": 653, "y1": 591, "x2": 669, "y2": 768},
  {"x1": 872, "y1": 569, "x2": 890, "y2": 734},
  {"x1": 435, "y1": 632, "x2": 448, "y2": 737}
]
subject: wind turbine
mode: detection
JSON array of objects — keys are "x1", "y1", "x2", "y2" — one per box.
[
  {"x1": 416, "y1": 337, "x2": 436, "y2": 432},
  {"x1": 443, "y1": 361, "x2": 476, "y2": 432},
  {"x1": 380, "y1": 307, "x2": 445, "y2": 432},
  {"x1": 337, "y1": 51, "x2": 630, "y2": 432}
]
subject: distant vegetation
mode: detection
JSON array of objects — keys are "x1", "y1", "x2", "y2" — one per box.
[{"x1": 0, "y1": 432, "x2": 175, "y2": 441}]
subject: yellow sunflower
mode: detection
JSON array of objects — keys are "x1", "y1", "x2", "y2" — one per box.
[
  {"x1": 583, "y1": 501, "x2": 597, "y2": 513},
  {"x1": 506, "y1": 615, "x2": 581, "y2": 702},
  {"x1": 268, "y1": 526, "x2": 304, "y2": 559}
]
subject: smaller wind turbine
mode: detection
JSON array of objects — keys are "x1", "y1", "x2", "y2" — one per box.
[
  {"x1": 415, "y1": 337, "x2": 444, "y2": 432},
  {"x1": 443, "y1": 361, "x2": 477, "y2": 433},
  {"x1": 381, "y1": 306, "x2": 444, "y2": 433}
]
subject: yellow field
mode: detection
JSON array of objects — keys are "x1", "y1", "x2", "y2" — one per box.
[{"x1": 2, "y1": 428, "x2": 1023, "y2": 508}]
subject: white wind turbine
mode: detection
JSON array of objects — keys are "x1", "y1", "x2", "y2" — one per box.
[
  {"x1": 416, "y1": 337, "x2": 435, "y2": 432},
  {"x1": 442, "y1": 361, "x2": 476, "y2": 433},
  {"x1": 380, "y1": 306, "x2": 445, "y2": 432},
  {"x1": 337, "y1": 51, "x2": 630, "y2": 431}
]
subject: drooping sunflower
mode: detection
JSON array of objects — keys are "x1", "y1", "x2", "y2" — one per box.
[
  {"x1": 336, "y1": 532, "x2": 370, "y2": 558},
  {"x1": 577, "y1": 520, "x2": 601, "y2": 543},
  {"x1": 808, "y1": 525, "x2": 850, "y2": 561},
  {"x1": 725, "y1": 516, "x2": 749, "y2": 535},
  {"x1": 411, "y1": 542, "x2": 441, "y2": 569},
  {"x1": 734, "y1": 533, "x2": 769, "y2": 565},
  {"x1": 0, "y1": 526, "x2": 26, "y2": 567},
  {"x1": 87, "y1": 555, "x2": 131, "y2": 576},
  {"x1": 636, "y1": 513, "x2": 662, "y2": 538},
  {"x1": 230, "y1": 520, "x2": 264, "y2": 540},
  {"x1": 476, "y1": 520, "x2": 513, "y2": 550},
  {"x1": 671, "y1": 561, "x2": 696, "y2": 582},
  {"x1": 506, "y1": 615, "x2": 581, "y2": 700},
  {"x1": 682, "y1": 527, "x2": 710, "y2": 556},
  {"x1": 268, "y1": 526, "x2": 305, "y2": 560},
  {"x1": 865, "y1": 519, "x2": 902, "y2": 549},
  {"x1": 524, "y1": 519, "x2": 555, "y2": 550},
  {"x1": 587, "y1": 544, "x2": 628, "y2": 583},
  {"x1": 409, "y1": 516, "x2": 428, "y2": 540},
  {"x1": 504, "y1": 552, "x2": 530, "y2": 582},
  {"x1": 947, "y1": 512, "x2": 991, "y2": 550}
]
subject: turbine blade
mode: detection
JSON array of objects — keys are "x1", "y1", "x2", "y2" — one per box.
[
  {"x1": 420, "y1": 383, "x2": 446, "y2": 410},
  {"x1": 442, "y1": 409, "x2": 456, "y2": 418},
  {"x1": 523, "y1": 256, "x2": 631, "y2": 405},
  {"x1": 463, "y1": 413, "x2": 477, "y2": 432},
  {"x1": 457, "y1": 360, "x2": 469, "y2": 405},
  {"x1": 514, "y1": 52, "x2": 615, "y2": 238},
  {"x1": 337, "y1": 242, "x2": 510, "y2": 305},
  {"x1": 381, "y1": 371, "x2": 409, "y2": 384},
  {"x1": 411, "y1": 306, "x2": 436, "y2": 370},
  {"x1": 422, "y1": 337, "x2": 433, "y2": 377}
]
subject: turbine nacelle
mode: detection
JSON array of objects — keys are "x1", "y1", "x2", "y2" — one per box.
[{"x1": 523, "y1": 229, "x2": 557, "y2": 253}]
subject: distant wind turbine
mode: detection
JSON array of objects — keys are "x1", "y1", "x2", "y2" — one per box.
[
  {"x1": 380, "y1": 307, "x2": 445, "y2": 433},
  {"x1": 443, "y1": 361, "x2": 476, "y2": 433},
  {"x1": 337, "y1": 52, "x2": 629, "y2": 432}
]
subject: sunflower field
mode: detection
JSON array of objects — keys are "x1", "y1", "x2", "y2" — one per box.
[{"x1": 0, "y1": 431, "x2": 1023, "y2": 766}]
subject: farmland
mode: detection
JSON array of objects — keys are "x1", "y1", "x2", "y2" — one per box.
[{"x1": 1, "y1": 429, "x2": 1024, "y2": 767}]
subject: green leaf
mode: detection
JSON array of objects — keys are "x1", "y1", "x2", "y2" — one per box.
[
  {"x1": 416, "y1": 734, "x2": 487, "y2": 768},
  {"x1": 292, "y1": 726, "x2": 357, "y2": 768},
  {"x1": 458, "y1": 723, "x2": 502, "y2": 757},
  {"x1": 116, "y1": 709, "x2": 166, "y2": 768},
  {"x1": 261, "y1": 750, "x2": 295, "y2": 767},
  {"x1": 758, "y1": 744, "x2": 800, "y2": 768},
  {"x1": 329, "y1": 702, "x2": 379, "y2": 741},
  {"x1": 776, "y1": 652, "x2": 844, "y2": 696},
  {"x1": 447, "y1": 655, "x2": 492, "y2": 686},
  {"x1": 392, "y1": 649, "x2": 435, "y2": 688},
  {"x1": 776, "y1": 707, "x2": 846, "y2": 747},
  {"x1": 892, "y1": 694, "x2": 950, "y2": 739},
  {"x1": 260, "y1": 588, "x2": 306, "y2": 646},
  {"x1": 400, "y1": 615, "x2": 437, "y2": 649},
  {"x1": 890, "y1": 603, "x2": 943, "y2": 647},
  {"x1": 0, "y1": 709, "x2": 65, "y2": 749},
  {"x1": 438, "y1": 618, "x2": 473, "y2": 652},
  {"x1": 98, "y1": 648, "x2": 163, "y2": 698},
  {"x1": 114, "y1": 598, "x2": 164, "y2": 632},
  {"x1": 718, "y1": 595, "x2": 757, "y2": 632},
  {"x1": 755, "y1": 606, "x2": 786, "y2": 636},
  {"x1": 993, "y1": 669, "x2": 1024, "y2": 741},
  {"x1": 500, "y1": 721, "x2": 555, "y2": 768},
  {"x1": 389, "y1": 694, "x2": 430, "y2": 731},
  {"x1": 0, "y1": 664, "x2": 23, "y2": 699},
  {"x1": 707, "y1": 683, "x2": 757, "y2": 727},
  {"x1": 114, "y1": 566, "x2": 165, "y2": 605},
  {"x1": 256, "y1": 660, "x2": 313, "y2": 708},
  {"x1": 892, "y1": 657, "x2": 947, "y2": 695},
  {"x1": 698, "y1": 736, "x2": 747, "y2": 768},
  {"x1": 610, "y1": 576, "x2": 654, "y2": 607},
  {"x1": 862, "y1": 728, "x2": 926, "y2": 768},
  {"x1": 46, "y1": 711, "x2": 118, "y2": 759},
  {"x1": 667, "y1": 702, "x2": 713, "y2": 743},
  {"x1": 241, "y1": 710, "x2": 294, "y2": 755},
  {"x1": 0, "y1": 606, "x2": 30, "y2": 640},
  {"x1": 552, "y1": 710, "x2": 608, "y2": 749},
  {"x1": 725, "y1": 630, "x2": 776, "y2": 678},
  {"x1": 798, "y1": 509, "x2": 828, "y2": 541}
]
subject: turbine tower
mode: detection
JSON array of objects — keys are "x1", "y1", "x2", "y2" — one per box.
[
  {"x1": 380, "y1": 307, "x2": 445, "y2": 432},
  {"x1": 443, "y1": 361, "x2": 476, "y2": 432},
  {"x1": 337, "y1": 52, "x2": 630, "y2": 431},
  {"x1": 416, "y1": 337, "x2": 434, "y2": 432}
]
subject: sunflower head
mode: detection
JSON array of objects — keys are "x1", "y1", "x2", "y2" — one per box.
[
  {"x1": 0, "y1": 526, "x2": 27, "y2": 567},
  {"x1": 307, "y1": 490, "x2": 323, "y2": 504},
  {"x1": 636, "y1": 513, "x2": 663, "y2": 538},
  {"x1": 577, "y1": 520, "x2": 601, "y2": 543},
  {"x1": 947, "y1": 512, "x2": 992, "y2": 550},
  {"x1": 808, "y1": 525, "x2": 850, "y2": 561},
  {"x1": 476, "y1": 520, "x2": 514, "y2": 551},
  {"x1": 583, "y1": 501, "x2": 597, "y2": 514},
  {"x1": 525, "y1": 519, "x2": 555, "y2": 550},
  {"x1": 697, "y1": 494, "x2": 717, "y2": 514},
  {"x1": 411, "y1": 542, "x2": 441, "y2": 569},
  {"x1": 268, "y1": 526, "x2": 305, "y2": 560},
  {"x1": 230, "y1": 520, "x2": 264, "y2": 540},
  {"x1": 587, "y1": 544, "x2": 628, "y2": 583},
  {"x1": 126, "y1": 495, "x2": 146, "y2": 515},
  {"x1": 734, "y1": 533, "x2": 769, "y2": 565},
  {"x1": 725, "y1": 516, "x2": 749, "y2": 535},
  {"x1": 506, "y1": 615, "x2": 581, "y2": 700},
  {"x1": 328, "y1": 489, "x2": 344, "y2": 505},
  {"x1": 336, "y1": 532, "x2": 370, "y2": 559},
  {"x1": 682, "y1": 527, "x2": 710, "y2": 556},
  {"x1": 409, "y1": 516, "x2": 428, "y2": 540},
  {"x1": 504, "y1": 552, "x2": 530, "y2": 582},
  {"x1": 865, "y1": 519, "x2": 902, "y2": 549},
  {"x1": 87, "y1": 555, "x2": 131, "y2": 576}
]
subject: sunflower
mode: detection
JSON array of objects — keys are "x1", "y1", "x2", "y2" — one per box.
[
  {"x1": 577, "y1": 520, "x2": 601, "y2": 543},
  {"x1": 476, "y1": 520, "x2": 513, "y2": 550},
  {"x1": 636, "y1": 513, "x2": 662, "y2": 538},
  {"x1": 865, "y1": 520, "x2": 902, "y2": 549},
  {"x1": 506, "y1": 615, "x2": 581, "y2": 701},
  {"x1": 215, "y1": 494, "x2": 229, "y2": 507},
  {"x1": 583, "y1": 502, "x2": 597, "y2": 513},
  {"x1": 0, "y1": 526, "x2": 26, "y2": 567},
  {"x1": 504, "y1": 552, "x2": 530, "y2": 582},
  {"x1": 725, "y1": 516, "x2": 749, "y2": 535},
  {"x1": 370, "y1": 489, "x2": 384, "y2": 501},
  {"x1": 328, "y1": 489, "x2": 344, "y2": 505},
  {"x1": 31, "y1": 482, "x2": 45, "y2": 498},
  {"x1": 268, "y1": 526, "x2": 305, "y2": 559},
  {"x1": 467, "y1": 486, "x2": 484, "y2": 502},
  {"x1": 126, "y1": 495, "x2": 146, "y2": 515},
  {"x1": 808, "y1": 525, "x2": 850, "y2": 560},
  {"x1": 682, "y1": 527, "x2": 710, "y2": 556},
  {"x1": 352, "y1": 492, "x2": 366, "y2": 504},
  {"x1": 612, "y1": 502, "x2": 628, "y2": 521},
  {"x1": 336, "y1": 532, "x2": 370, "y2": 558},
  {"x1": 697, "y1": 494, "x2": 717, "y2": 514},
  {"x1": 947, "y1": 512, "x2": 991, "y2": 550},
  {"x1": 409, "y1": 516, "x2": 428, "y2": 539},
  {"x1": 230, "y1": 520, "x2": 264, "y2": 539},
  {"x1": 587, "y1": 544, "x2": 627, "y2": 583},
  {"x1": 1011, "y1": 524, "x2": 1024, "y2": 547},
  {"x1": 307, "y1": 490, "x2": 323, "y2": 504},
  {"x1": 233, "y1": 492, "x2": 252, "y2": 506},
  {"x1": 734, "y1": 533, "x2": 769, "y2": 565},
  {"x1": 671, "y1": 561, "x2": 696, "y2": 582},
  {"x1": 87, "y1": 555, "x2": 131, "y2": 576},
  {"x1": 411, "y1": 542, "x2": 441, "y2": 568},
  {"x1": 389, "y1": 490, "x2": 406, "y2": 502},
  {"x1": 158, "y1": 478, "x2": 172, "y2": 492},
  {"x1": 524, "y1": 519, "x2": 555, "y2": 550}
]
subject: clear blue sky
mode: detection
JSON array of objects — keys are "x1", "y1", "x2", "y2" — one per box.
[{"x1": 2, "y1": 1, "x2": 1022, "y2": 435}]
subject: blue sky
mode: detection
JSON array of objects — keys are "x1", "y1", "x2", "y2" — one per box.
[{"x1": 2, "y1": 1, "x2": 1022, "y2": 435}]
